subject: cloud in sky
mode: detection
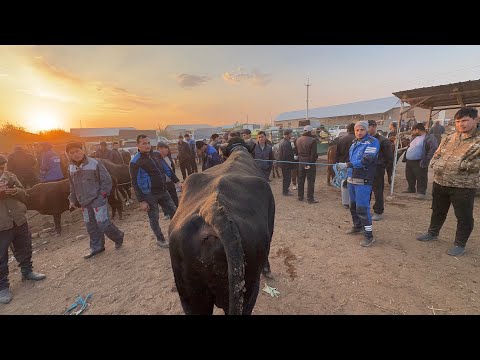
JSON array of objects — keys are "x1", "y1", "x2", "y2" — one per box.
[
  {"x1": 175, "y1": 73, "x2": 211, "y2": 88},
  {"x1": 222, "y1": 67, "x2": 271, "y2": 86},
  {"x1": 31, "y1": 56, "x2": 84, "y2": 85},
  {"x1": 28, "y1": 56, "x2": 161, "y2": 110},
  {"x1": 16, "y1": 88, "x2": 81, "y2": 103}
]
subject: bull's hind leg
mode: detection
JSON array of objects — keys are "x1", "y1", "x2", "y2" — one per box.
[
  {"x1": 53, "y1": 213, "x2": 62, "y2": 235},
  {"x1": 125, "y1": 187, "x2": 133, "y2": 205},
  {"x1": 171, "y1": 260, "x2": 215, "y2": 315},
  {"x1": 117, "y1": 186, "x2": 128, "y2": 205},
  {"x1": 179, "y1": 291, "x2": 215, "y2": 315},
  {"x1": 242, "y1": 278, "x2": 261, "y2": 315}
]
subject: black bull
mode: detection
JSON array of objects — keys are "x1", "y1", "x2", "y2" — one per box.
[
  {"x1": 25, "y1": 178, "x2": 123, "y2": 234},
  {"x1": 168, "y1": 146, "x2": 275, "y2": 315},
  {"x1": 98, "y1": 159, "x2": 133, "y2": 204}
]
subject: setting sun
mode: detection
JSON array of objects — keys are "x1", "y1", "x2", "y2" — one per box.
[{"x1": 25, "y1": 109, "x2": 62, "y2": 132}]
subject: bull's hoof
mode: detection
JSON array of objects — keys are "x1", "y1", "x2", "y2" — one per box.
[
  {"x1": 262, "y1": 270, "x2": 273, "y2": 279},
  {"x1": 156, "y1": 240, "x2": 169, "y2": 248}
]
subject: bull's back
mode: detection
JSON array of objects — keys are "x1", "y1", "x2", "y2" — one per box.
[{"x1": 26, "y1": 180, "x2": 70, "y2": 214}]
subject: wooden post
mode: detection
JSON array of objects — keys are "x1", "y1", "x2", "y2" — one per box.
[
  {"x1": 427, "y1": 108, "x2": 433, "y2": 130},
  {"x1": 390, "y1": 101, "x2": 404, "y2": 195}
]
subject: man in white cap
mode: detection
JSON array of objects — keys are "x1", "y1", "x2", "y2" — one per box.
[
  {"x1": 295, "y1": 125, "x2": 319, "y2": 203},
  {"x1": 336, "y1": 121, "x2": 380, "y2": 247}
]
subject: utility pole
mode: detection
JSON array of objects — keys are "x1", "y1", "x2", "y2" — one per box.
[{"x1": 305, "y1": 77, "x2": 311, "y2": 121}]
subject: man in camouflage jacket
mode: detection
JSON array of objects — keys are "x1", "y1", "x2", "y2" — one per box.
[{"x1": 416, "y1": 107, "x2": 480, "y2": 257}]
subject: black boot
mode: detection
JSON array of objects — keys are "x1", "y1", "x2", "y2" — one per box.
[
  {"x1": 22, "y1": 271, "x2": 47, "y2": 281},
  {"x1": 0, "y1": 288, "x2": 12, "y2": 304},
  {"x1": 360, "y1": 234, "x2": 375, "y2": 247}
]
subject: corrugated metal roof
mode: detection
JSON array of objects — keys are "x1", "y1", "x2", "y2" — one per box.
[
  {"x1": 393, "y1": 79, "x2": 480, "y2": 109},
  {"x1": 119, "y1": 129, "x2": 157, "y2": 139},
  {"x1": 275, "y1": 96, "x2": 401, "y2": 121},
  {"x1": 70, "y1": 127, "x2": 136, "y2": 137},
  {"x1": 164, "y1": 124, "x2": 213, "y2": 131}
]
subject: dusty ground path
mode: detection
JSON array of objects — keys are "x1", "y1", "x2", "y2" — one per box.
[{"x1": 1, "y1": 159, "x2": 479, "y2": 315}]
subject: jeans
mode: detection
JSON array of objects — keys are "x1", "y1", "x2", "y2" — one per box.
[{"x1": 144, "y1": 191, "x2": 177, "y2": 242}]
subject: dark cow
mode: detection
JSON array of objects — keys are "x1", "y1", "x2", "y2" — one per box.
[
  {"x1": 98, "y1": 159, "x2": 133, "y2": 205},
  {"x1": 121, "y1": 150, "x2": 132, "y2": 165},
  {"x1": 25, "y1": 178, "x2": 123, "y2": 234},
  {"x1": 108, "y1": 176, "x2": 124, "y2": 220},
  {"x1": 25, "y1": 179, "x2": 70, "y2": 234},
  {"x1": 169, "y1": 145, "x2": 275, "y2": 315},
  {"x1": 326, "y1": 144, "x2": 337, "y2": 186},
  {"x1": 59, "y1": 152, "x2": 70, "y2": 179}
]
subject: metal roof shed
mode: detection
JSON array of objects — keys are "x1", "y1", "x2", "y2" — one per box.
[
  {"x1": 389, "y1": 79, "x2": 480, "y2": 195},
  {"x1": 393, "y1": 79, "x2": 480, "y2": 125}
]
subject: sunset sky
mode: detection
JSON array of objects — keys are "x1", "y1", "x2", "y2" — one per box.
[{"x1": 1, "y1": 45, "x2": 479, "y2": 132}]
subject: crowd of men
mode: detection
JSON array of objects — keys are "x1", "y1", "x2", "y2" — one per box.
[{"x1": 0, "y1": 107, "x2": 479, "y2": 306}]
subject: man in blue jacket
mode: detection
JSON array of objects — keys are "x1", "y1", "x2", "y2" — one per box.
[
  {"x1": 39, "y1": 142, "x2": 64, "y2": 183},
  {"x1": 130, "y1": 135, "x2": 177, "y2": 248},
  {"x1": 337, "y1": 121, "x2": 380, "y2": 247},
  {"x1": 196, "y1": 140, "x2": 222, "y2": 171}
]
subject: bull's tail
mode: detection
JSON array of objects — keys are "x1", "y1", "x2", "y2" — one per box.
[{"x1": 201, "y1": 200, "x2": 245, "y2": 315}]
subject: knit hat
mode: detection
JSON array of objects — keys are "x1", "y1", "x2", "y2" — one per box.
[{"x1": 355, "y1": 121, "x2": 368, "y2": 130}]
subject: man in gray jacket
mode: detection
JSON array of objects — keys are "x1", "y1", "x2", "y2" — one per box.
[{"x1": 66, "y1": 142, "x2": 124, "y2": 259}]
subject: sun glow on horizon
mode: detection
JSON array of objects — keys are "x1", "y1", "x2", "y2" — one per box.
[{"x1": 24, "y1": 109, "x2": 63, "y2": 133}]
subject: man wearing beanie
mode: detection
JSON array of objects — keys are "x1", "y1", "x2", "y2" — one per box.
[
  {"x1": 66, "y1": 142, "x2": 125, "y2": 258},
  {"x1": 336, "y1": 121, "x2": 380, "y2": 247}
]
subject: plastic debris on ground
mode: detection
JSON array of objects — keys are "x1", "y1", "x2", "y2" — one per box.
[
  {"x1": 63, "y1": 293, "x2": 93, "y2": 315},
  {"x1": 262, "y1": 283, "x2": 280, "y2": 298}
]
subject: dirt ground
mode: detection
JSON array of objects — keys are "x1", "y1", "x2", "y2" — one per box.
[{"x1": 1, "y1": 158, "x2": 479, "y2": 315}]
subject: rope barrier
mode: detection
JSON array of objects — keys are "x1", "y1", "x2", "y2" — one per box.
[
  {"x1": 254, "y1": 159, "x2": 336, "y2": 166},
  {"x1": 27, "y1": 211, "x2": 40, "y2": 220}
]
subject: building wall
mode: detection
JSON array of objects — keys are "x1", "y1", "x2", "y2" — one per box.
[{"x1": 273, "y1": 106, "x2": 457, "y2": 129}]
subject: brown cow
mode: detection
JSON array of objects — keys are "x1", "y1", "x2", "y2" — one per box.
[
  {"x1": 25, "y1": 178, "x2": 123, "y2": 234},
  {"x1": 326, "y1": 144, "x2": 337, "y2": 186}
]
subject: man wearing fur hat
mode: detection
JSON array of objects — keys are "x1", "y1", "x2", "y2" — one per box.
[{"x1": 336, "y1": 121, "x2": 380, "y2": 247}]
